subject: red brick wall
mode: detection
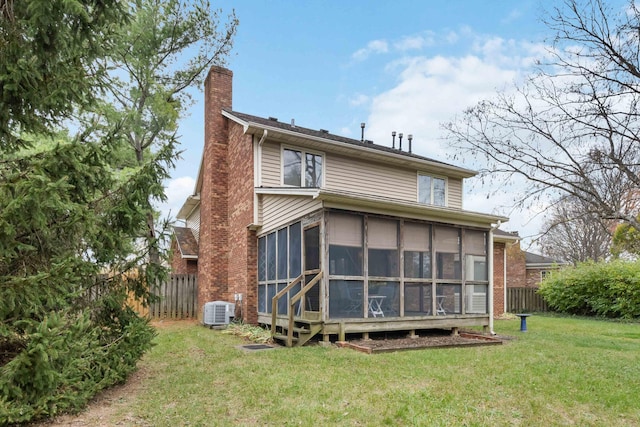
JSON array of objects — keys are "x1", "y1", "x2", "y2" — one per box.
[
  {"x1": 198, "y1": 66, "x2": 232, "y2": 317},
  {"x1": 492, "y1": 242, "x2": 505, "y2": 316},
  {"x1": 170, "y1": 238, "x2": 199, "y2": 275},
  {"x1": 526, "y1": 269, "x2": 544, "y2": 288},
  {"x1": 506, "y1": 241, "x2": 527, "y2": 288},
  {"x1": 227, "y1": 121, "x2": 257, "y2": 323},
  {"x1": 197, "y1": 66, "x2": 258, "y2": 323}
]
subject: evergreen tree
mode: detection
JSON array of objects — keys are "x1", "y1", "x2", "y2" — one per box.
[{"x1": 0, "y1": 0, "x2": 235, "y2": 422}]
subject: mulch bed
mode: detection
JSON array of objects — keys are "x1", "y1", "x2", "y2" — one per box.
[{"x1": 337, "y1": 329, "x2": 505, "y2": 354}]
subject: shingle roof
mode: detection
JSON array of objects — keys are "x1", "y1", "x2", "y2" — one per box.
[
  {"x1": 525, "y1": 251, "x2": 563, "y2": 265},
  {"x1": 173, "y1": 226, "x2": 198, "y2": 258},
  {"x1": 224, "y1": 109, "x2": 462, "y2": 170},
  {"x1": 493, "y1": 229, "x2": 519, "y2": 238}
]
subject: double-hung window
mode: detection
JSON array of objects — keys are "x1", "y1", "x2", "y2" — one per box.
[
  {"x1": 283, "y1": 148, "x2": 323, "y2": 187},
  {"x1": 418, "y1": 174, "x2": 446, "y2": 206}
]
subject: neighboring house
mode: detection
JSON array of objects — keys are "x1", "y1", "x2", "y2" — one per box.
[
  {"x1": 172, "y1": 66, "x2": 510, "y2": 345},
  {"x1": 171, "y1": 226, "x2": 199, "y2": 275},
  {"x1": 493, "y1": 229, "x2": 566, "y2": 289},
  {"x1": 522, "y1": 251, "x2": 567, "y2": 287}
]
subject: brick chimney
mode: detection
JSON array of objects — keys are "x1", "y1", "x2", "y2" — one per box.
[{"x1": 198, "y1": 66, "x2": 233, "y2": 315}]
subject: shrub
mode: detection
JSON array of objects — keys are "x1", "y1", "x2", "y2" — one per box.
[
  {"x1": 0, "y1": 286, "x2": 156, "y2": 425},
  {"x1": 538, "y1": 260, "x2": 640, "y2": 319}
]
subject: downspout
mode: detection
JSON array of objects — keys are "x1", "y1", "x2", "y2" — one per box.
[
  {"x1": 488, "y1": 220, "x2": 501, "y2": 335},
  {"x1": 253, "y1": 130, "x2": 268, "y2": 225},
  {"x1": 503, "y1": 243, "x2": 507, "y2": 317}
]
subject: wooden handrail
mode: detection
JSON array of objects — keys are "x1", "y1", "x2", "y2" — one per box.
[
  {"x1": 287, "y1": 271, "x2": 323, "y2": 347},
  {"x1": 271, "y1": 274, "x2": 303, "y2": 335}
]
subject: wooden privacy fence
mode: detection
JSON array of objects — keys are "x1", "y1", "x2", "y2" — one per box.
[
  {"x1": 507, "y1": 287, "x2": 549, "y2": 313},
  {"x1": 146, "y1": 274, "x2": 198, "y2": 319}
]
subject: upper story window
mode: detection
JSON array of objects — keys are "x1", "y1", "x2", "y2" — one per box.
[
  {"x1": 283, "y1": 148, "x2": 323, "y2": 187},
  {"x1": 418, "y1": 174, "x2": 446, "y2": 206}
]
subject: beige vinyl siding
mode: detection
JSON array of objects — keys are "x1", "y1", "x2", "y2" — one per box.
[
  {"x1": 186, "y1": 205, "x2": 201, "y2": 242},
  {"x1": 261, "y1": 194, "x2": 322, "y2": 234},
  {"x1": 257, "y1": 194, "x2": 264, "y2": 224},
  {"x1": 448, "y1": 177, "x2": 463, "y2": 209},
  {"x1": 261, "y1": 140, "x2": 281, "y2": 187},
  {"x1": 260, "y1": 140, "x2": 465, "y2": 209},
  {"x1": 325, "y1": 153, "x2": 417, "y2": 201}
]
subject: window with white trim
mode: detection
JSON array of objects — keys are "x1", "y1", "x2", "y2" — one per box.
[
  {"x1": 418, "y1": 174, "x2": 446, "y2": 206},
  {"x1": 283, "y1": 148, "x2": 323, "y2": 187}
]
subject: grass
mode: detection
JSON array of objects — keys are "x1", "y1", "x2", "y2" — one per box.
[{"x1": 112, "y1": 315, "x2": 639, "y2": 426}]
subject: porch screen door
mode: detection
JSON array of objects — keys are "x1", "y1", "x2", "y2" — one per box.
[{"x1": 303, "y1": 225, "x2": 320, "y2": 311}]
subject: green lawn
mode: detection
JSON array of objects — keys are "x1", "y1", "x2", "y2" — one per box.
[{"x1": 114, "y1": 315, "x2": 639, "y2": 426}]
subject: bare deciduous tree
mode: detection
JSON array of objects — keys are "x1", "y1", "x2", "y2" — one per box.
[
  {"x1": 445, "y1": 0, "x2": 640, "y2": 232},
  {"x1": 539, "y1": 196, "x2": 612, "y2": 264}
]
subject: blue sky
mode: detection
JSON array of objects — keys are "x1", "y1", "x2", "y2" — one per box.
[{"x1": 162, "y1": 0, "x2": 615, "y2": 246}]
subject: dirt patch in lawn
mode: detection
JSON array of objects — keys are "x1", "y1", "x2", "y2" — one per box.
[
  {"x1": 338, "y1": 329, "x2": 504, "y2": 354},
  {"x1": 32, "y1": 366, "x2": 151, "y2": 427},
  {"x1": 30, "y1": 319, "x2": 193, "y2": 427}
]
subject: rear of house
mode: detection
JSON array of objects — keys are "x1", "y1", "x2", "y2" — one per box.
[{"x1": 172, "y1": 66, "x2": 508, "y2": 345}]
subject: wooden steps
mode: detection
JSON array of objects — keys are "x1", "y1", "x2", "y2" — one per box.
[{"x1": 272, "y1": 319, "x2": 323, "y2": 347}]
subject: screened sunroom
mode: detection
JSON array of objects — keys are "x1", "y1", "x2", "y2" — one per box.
[{"x1": 257, "y1": 207, "x2": 496, "y2": 344}]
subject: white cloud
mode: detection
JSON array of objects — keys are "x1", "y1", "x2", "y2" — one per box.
[
  {"x1": 348, "y1": 93, "x2": 370, "y2": 106},
  {"x1": 157, "y1": 176, "x2": 196, "y2": 222},
  {"x1": 352, "y1": 39, "x2": 389, "y2": 61},
  {"x1": 339, "y1": 126, "x2": 353, "y2": 136},
  {"x1": 366, "y1": 54, "x2": 519, "y2": 158},
  {"x1": 362, "y1": 33, "x2": 550, "y2": 244},
  {"x1": 394, "y1": 34, "x2": 434, "y2": 51},
  {"x1": 501, "y1": 8, "x2": 524, "y2": 24}
]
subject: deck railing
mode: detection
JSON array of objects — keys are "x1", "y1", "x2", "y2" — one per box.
[
  {"x1": 286, "y1": 271, "x2": 323, "y2": 347},
  {"x1": 270, "y1": 270, "x2": 323, "y2": 346},
  {"x1": 271, "y1": 274, "x2": 303, "y2": 335}
]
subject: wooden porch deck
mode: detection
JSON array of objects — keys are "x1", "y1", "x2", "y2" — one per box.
[{"x1": 260, "y1": 312, "x2": 490, "y2": 345}]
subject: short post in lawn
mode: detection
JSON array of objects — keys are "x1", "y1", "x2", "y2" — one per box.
[{"x1": 516, "y1": 313, "x2": 531, "y2": 332}]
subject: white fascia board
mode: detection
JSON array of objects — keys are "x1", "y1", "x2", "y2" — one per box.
[
  {"x1": 176, "y1": 195, "x2": 200, "y2": 220},
  {"x1": 315, "y1": 189, "x2": 508, "y2": 227},
  {"x1": 493, "y1": 233, "x2": 520, "y2": 243},
  {"x1": 526, "y1": 263, "x2": 566, "y2": 268},
  {"x1": 254, "y1": 187, "x2": 321, "y2": 197}
]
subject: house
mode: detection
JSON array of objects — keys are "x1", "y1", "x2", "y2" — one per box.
[
  {"x1": 522, "y1": 252, "x2": 565, "y2": 285},
  {"x1": 492, "y1": 229, "x2": 567, "y2": 311},
  {"x1": 493, "y1": 229, "x2": 566, "y2": 288},
  {"x1": 171, "y1": 66, "x2": 510, "y2": 346}
]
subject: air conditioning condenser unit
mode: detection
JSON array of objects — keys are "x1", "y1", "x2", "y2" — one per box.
[{"x1": 203, "y1": 301, "x2": 235, "y2": 326}]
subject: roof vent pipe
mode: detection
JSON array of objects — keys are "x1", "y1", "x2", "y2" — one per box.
[
  {"x1": 392, "y1": 131, "x2": 396, "y2": 149},
  {"x1": 291, "y1": 118, "x2": 296, "y2": 128},
  {"x1": 408, "y1": 134, "x2": 413, "y2": 153},
  {"x1": 399, "y1": 133, "x2": 403, "y2": 151},
  {"x1": 360, "y1": 122, "x2": 365, "y2": 142}
]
